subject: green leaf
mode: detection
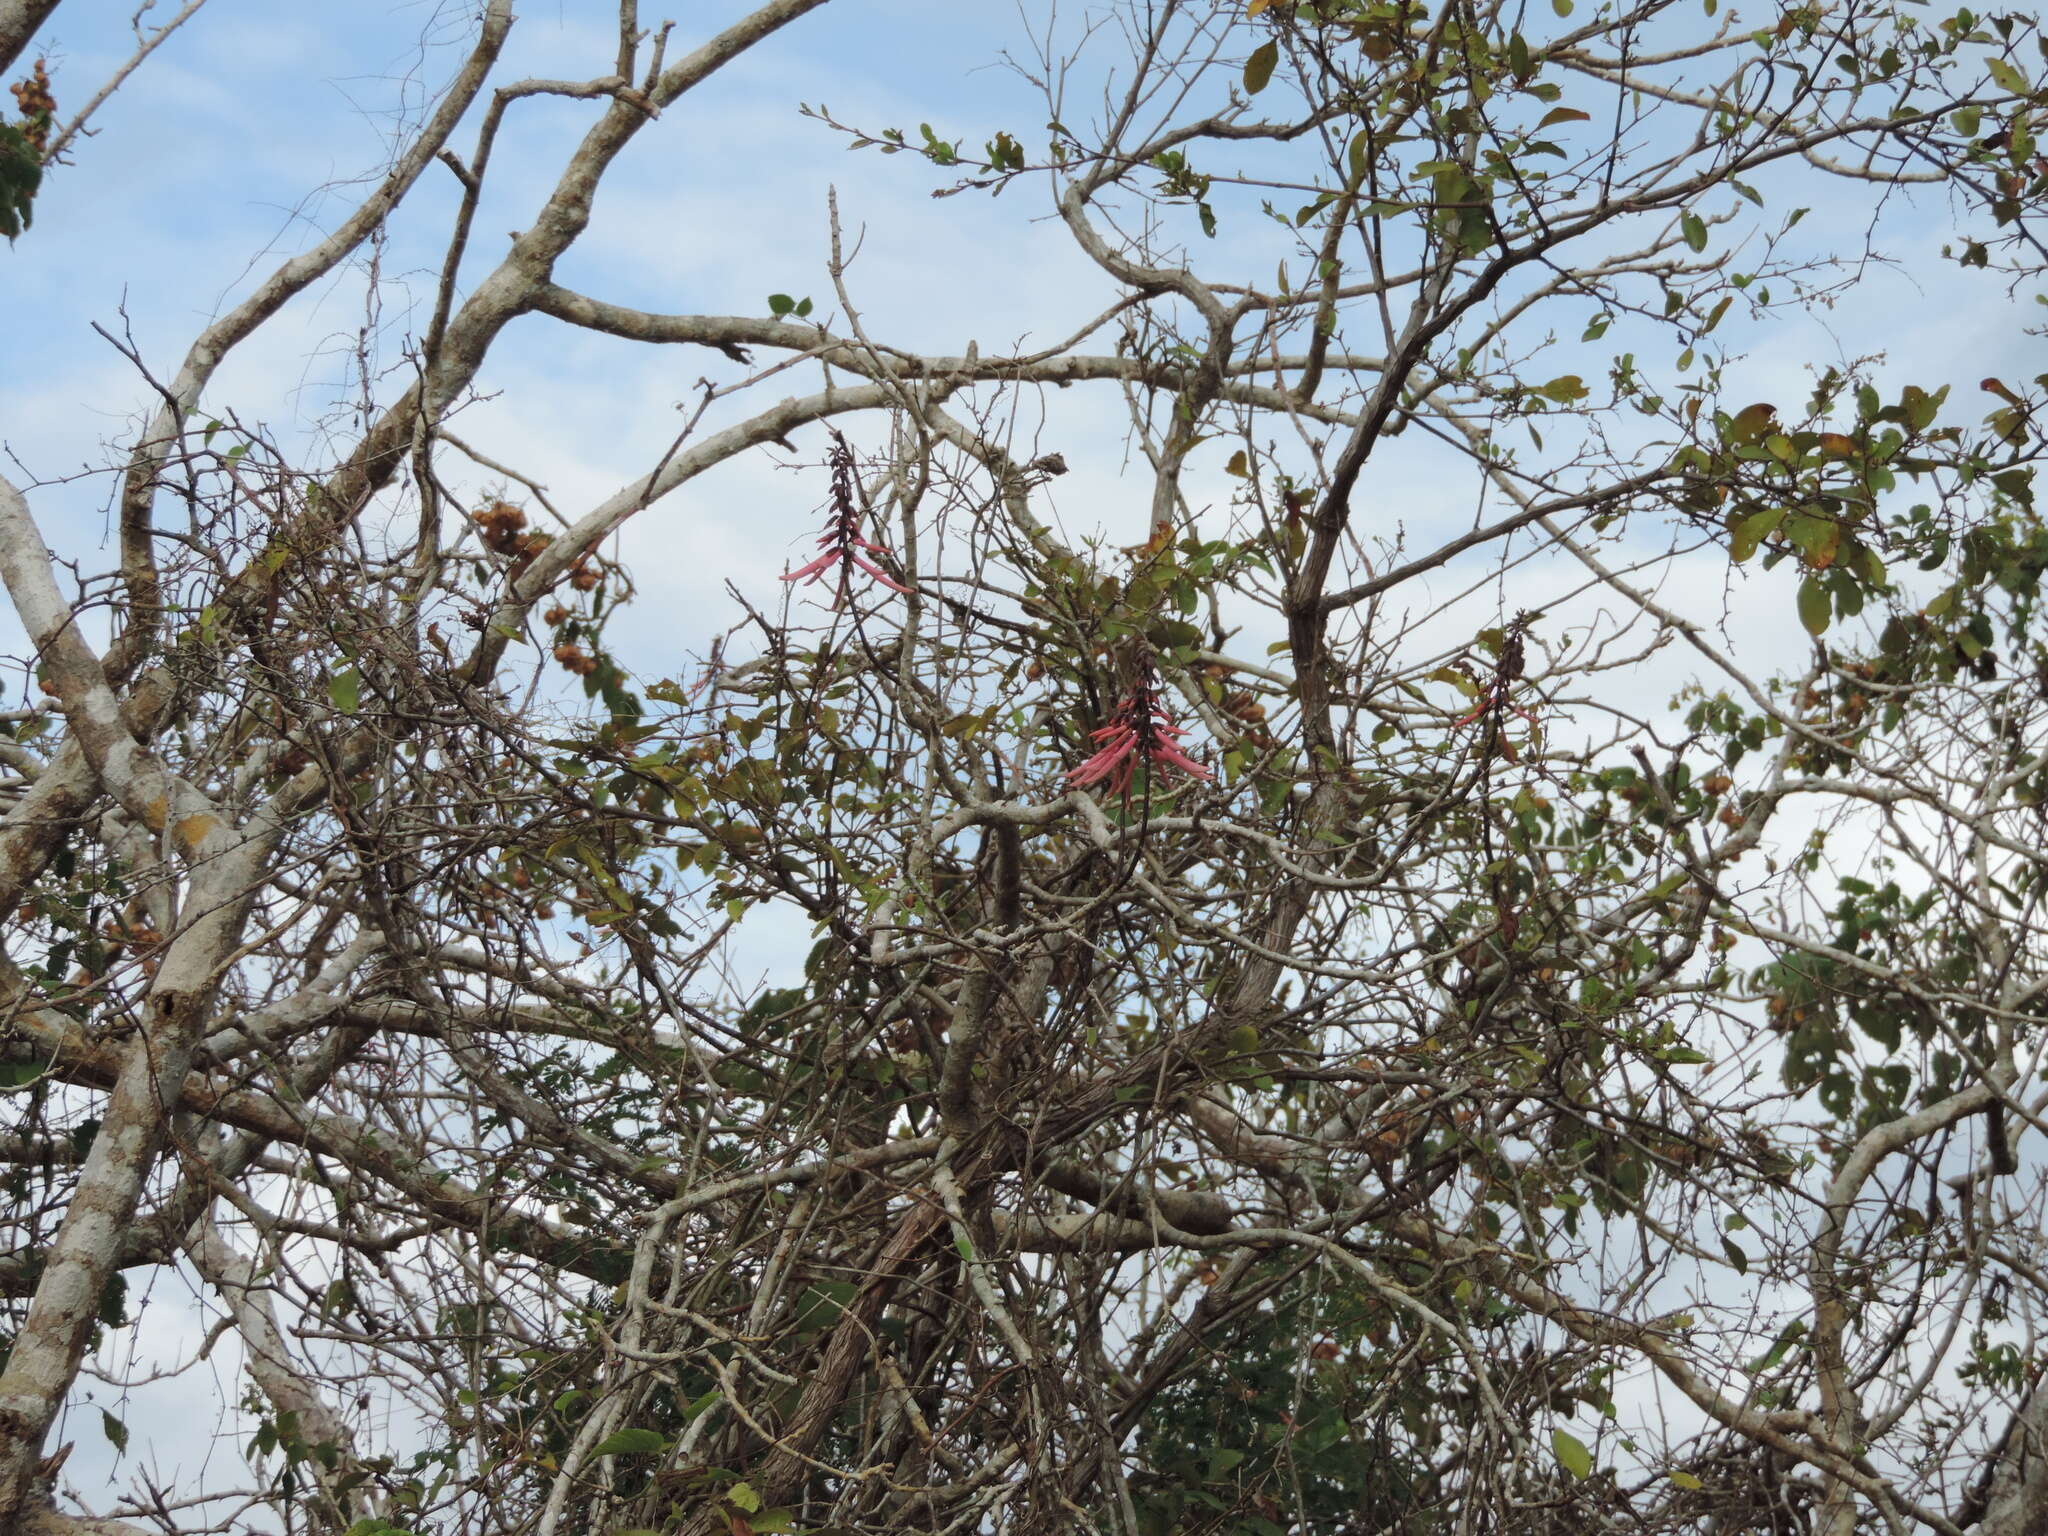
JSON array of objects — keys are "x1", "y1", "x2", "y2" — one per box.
[
  {"x1": 1721, "y1": 1236, "x2": 1749, "y2": 1275},
  {"x1": 1729, "y1": 508, "x2": 1783, "y2": 563},
  {"x1": 1429, "y1": 665, "x2": 1480, "y2": 698},
  {"x1": 1797, "y1": 575, "x2": 1831, "y2": 636},
  {"x1": 101, "y1": 1410, "x2": 129, "y2": 1456},
  {"x1": 590, "y1": 1428, "x2": 668, "y2": 1457},
  {"x1": 1244, "y1": 40, "x2": 1279, "y2": 94},
  {"x1": 0, "y1": 123, "x2": 42, "y2": 242},
  {"x1": 1785, "y1": 511, "x2": 1840, "y2": 570},
  {"x1": 1206, "y1": 1446, "x2": 1248, "y2": 1479},
  {"x1": 1537, "y1": 106, "x2": 1590, "y2": 128},
  {"x1": 1681, "y1": 212, "x2": 1708, "y2": 252},
  {"x1": 1987, "y1": 58, "x2": 2029, "y2": 95},
  {"x1": 1551, "y1": 0, "x2": 1573, "y2": 15},
  {"x1": 320, "y1": 1278, "x2": 351, "y2": 1324},
  {"x1": 1646, "y1": 871, "x2": 1688, "y2": 902},
  {"x1": 727, "y1": 1481, "x2": 762, "y2": 1514},
  {"x1": 1669, "y1": 1470, "x2": 1703, "y2": 1490},
  {"x1": 767, "y1": 293, "x2": 796, "y2": 316},
  {"x1": 329, "y1": 668, "x2": 361, "y2": 715},
  {"x1": 1552, "y1": 1428, "x2": 1593, "y2": 1479},
  {"x1": 0, "y1": 1061, "x2": 47, "y2": 1090}
]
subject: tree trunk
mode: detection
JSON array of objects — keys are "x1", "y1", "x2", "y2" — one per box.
[
  {"x1": 1982, "y1": 1386, "x2": 2048, "y2": 1536},
  {"x1": 0, "y1": 1, "x2": 61, "y2": 78}
]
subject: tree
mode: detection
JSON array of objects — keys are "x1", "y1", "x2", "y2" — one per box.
[{"x1": 1, "y1": 0, "x2": 2046, "y2": 1532}]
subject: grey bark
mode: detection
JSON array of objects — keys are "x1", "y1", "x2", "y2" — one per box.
[
  {"x1": 0, "y1": 0, "x2": 60, "y2": 78},
  {"x1": 1982, "y1": 1385, "x2": 2048, "y2": 1536}
]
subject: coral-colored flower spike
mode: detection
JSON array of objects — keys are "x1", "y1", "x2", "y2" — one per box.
[
  {"x1": 781, "y1": 432, "x2": 914, "y2": 596},
  {"x1": 1067, "y1": 663, "x2": 1213, "y2": 796}
]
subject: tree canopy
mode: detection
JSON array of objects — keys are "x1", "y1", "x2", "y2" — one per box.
[{"x1": 1, "y1": 1, "x2": 2047, "y2": 1533}]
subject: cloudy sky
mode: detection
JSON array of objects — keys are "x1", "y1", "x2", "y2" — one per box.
[{"x1": 3, "y1": 0, "x2": 2039, "y2": 1519}]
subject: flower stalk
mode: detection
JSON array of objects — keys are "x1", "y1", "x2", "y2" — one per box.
[
  {"x1": 781, "y1": 431, "x2": 913, "y2": 596},
  {"x1": 1068, "y1": 658, "x2": 1212, "y2": 796}
]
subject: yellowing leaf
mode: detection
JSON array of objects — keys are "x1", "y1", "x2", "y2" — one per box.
[
  {"x1": 1669, "y1": 1470, "x2": 1703, "y2": 1490},
  {"x1": 1805, "y1": 521, "x2": 1841, "y2": 570},
  {"x1": 1728, "y1": 402, "x2": 1777, "y2": 443},
  {"x1": 1987, "y1": 58, "x2": 2029, "y2": 95},
  {"x1": 1244, "y1": 40, "x2": 1279, "y2": 94},
  {"x1": 1537, "y1": 106, "x2": 1590, "y2": 128}
]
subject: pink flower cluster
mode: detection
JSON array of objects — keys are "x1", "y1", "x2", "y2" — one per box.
[
  {"x1": 782, "y1": 433, "x2": 913, "y2": 595},
  {"x1": 1068, "y1": 664, "x2": 1213, "y2": 796}
]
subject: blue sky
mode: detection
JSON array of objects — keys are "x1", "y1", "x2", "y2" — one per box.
[{"x1": 9, "y1": 0, "x2": 2034, "y2": 659}]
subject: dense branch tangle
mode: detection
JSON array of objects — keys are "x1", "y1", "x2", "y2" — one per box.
[{"x1": 1, "y1": 1, "x2": 2046, "y2": 1534}]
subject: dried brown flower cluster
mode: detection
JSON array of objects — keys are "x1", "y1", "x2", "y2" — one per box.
[{"x1": 10, "y1": 61, "x2": 54, "y2": 155}]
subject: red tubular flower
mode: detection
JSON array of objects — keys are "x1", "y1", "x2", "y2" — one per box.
[
  {"x1": 781, "y1": 432, "x2": 914, "y2": 596},
  {"x1": 1067, "y1": 663, "x2": 1213, "y2": 796}
]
